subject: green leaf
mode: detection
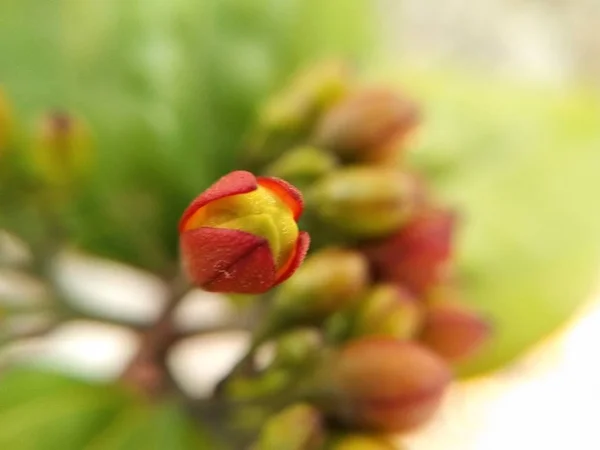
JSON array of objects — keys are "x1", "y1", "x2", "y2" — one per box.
[
  {"x1": 0, "y1": 368, "x2": 221, "y2": 450},
  {"x1": 390, "y1": 68, "x2": 600, "y2": 375}
]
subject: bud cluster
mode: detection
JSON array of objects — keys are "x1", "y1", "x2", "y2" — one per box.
[{"x1": 242, "y1": 64, "x2": 492, "y2": 448}]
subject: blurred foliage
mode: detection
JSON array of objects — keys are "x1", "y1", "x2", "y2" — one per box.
[
  {"x1": 383, "y1": 67, "x2": 600, "y2": 375},
  {"x1": 0, "y1": 368, "x2": 215, "y2": 450},
  {"x1": 0, "y1": 0, "x2": 374, "y2": 271}
]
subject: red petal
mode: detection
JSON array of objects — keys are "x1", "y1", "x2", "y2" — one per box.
[
  {"x1": 180, "y1": 227, "x2": 276, "y2": 293},
  {"x1": 274, "y1": 231, "x2": 310, "y2": 285},
  {"x1": 257, "y1": 176, "x2": 304, "y2": 221},
  {"x1": 179, "y1": 171, "x2": 258, "y2": 232}
]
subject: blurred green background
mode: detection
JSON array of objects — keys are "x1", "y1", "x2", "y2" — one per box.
[{"x1": 1, "y1": 0, "x2": 600, "y2": 448}]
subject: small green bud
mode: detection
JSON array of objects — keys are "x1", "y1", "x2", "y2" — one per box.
[
  {"x1": 272, "y1": 328, "x2": 323, "y2": 369},
  {"x1": 273, "y1": 248, "x2": 370, "y2": 324},
  {"x1": 246, "y1": 62, "x2": 351, "y2": 166},
  {"x1": 309, "y1": 167, "x2": 419, "y2": 238},
  {"x1": 30, "y1": 111, "x2": 92, "y2": 186},
  {"x1": 260, "y1": 62, "x2": 351, "y2": 132},
  {"x1": 352, "y1": 284, "x2": 421, "y2": 340},
  {"x1": 252, "y1": 403, "x2": 325, "y2": 450},
  {"x1": 313, "y1": 88, "x2": 419, "y2": 164},
  {"x1": 328, "y1": 434, "x2": 398, "y2": 450},
  {"x1": 0, "y1": 88, "x2": 12, "y2": 154},
  {"x1": 265, "y1": 146, "x2": 337, "y2": 188},
  {"x1": 225, "y1": 369, "x2": 291, "y2": 401}
]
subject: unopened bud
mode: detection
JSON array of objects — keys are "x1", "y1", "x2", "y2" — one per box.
[
  {"x1": 363, "y1": 208, "x2": 456, "y2": 295},
  {"x1": 273, "y1": 248, "x2": 370, "y2": 323},
  {"x1": 352, "y1": 284, "x2": 421, "y2": 340},
  {"x1": 313, "y1": 88, "x2": 419, "y2": 163},
  {"x1": 420, "y1": 300, "x2": 491, "y2": 363},
  {"x1": 0, "y1": 88, "x2": 12, "y2": 153},
  {"x1": 309, "y1": 167, "x2": 420, "y2": 238},
  {"x1": 253, "y1": 403, "x2": 325, "y2": 450},
  {"x1": 272, "y1": 328, "x2": 323, "y2": 369},
  {"x1": 328, "y1": 434, "x2": 398, "y2": 450},
  {"x1": 261, "y1": 62, "x2": 351, "y2": 132},
  {"x1": 247, "y1": 62, "x2": 352, "y2": 166},
  {"x1": 329, "y1": 338, "x2": 451, "y2": 432},
  {"x1": 31, "y1": 111, "x2": 92, "y2": 186},
  {"x1": 265, "y1": 146, "x2": 337, "y2": 188}
]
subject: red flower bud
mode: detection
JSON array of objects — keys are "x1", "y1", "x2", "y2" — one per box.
[
  {"x1": 313, "y1": 88, "x2": 419, "y2": 163},
  {"x1": 363, "y1": 208, "x2": 456, "y2": 296},
  {"x1": 179, "y1": 171, "x2": 310, "y2": 294},
  {"x1": 420, "y1": 301, "x2": 491, "y2": 363},
  {"x1": 330, "y1": 338, "x2": 451, "y2": 432}
]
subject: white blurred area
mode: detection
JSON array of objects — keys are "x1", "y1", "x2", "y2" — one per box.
[{"x1": 378, "y1": 0, "x2": 600, "y2": 86}]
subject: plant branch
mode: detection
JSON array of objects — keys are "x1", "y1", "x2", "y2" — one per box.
[{"x1": 119, "y1": 273, "x2": 191, "y2": 398}]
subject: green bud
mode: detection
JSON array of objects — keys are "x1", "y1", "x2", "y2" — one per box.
[
  {"x1": 265, "y1": 146, "x2": 337, "y2": 188},
  {"x1": 260, "y1": 62, "x2": 351, "y2": 133},
  {"x1": 309, "y1": 167, "x2": 419, "y2": 238},
  {"x1": 252, "y1": 403, "x2": 325, "y2": 450},
  {"x1": 272, "y1": 328, "x2": 323, "y2": 369},
  {"x1": 273, "y1": 248, "x2": 370, "y2": 323},
  {"x1": 226, "y1": 369, "x2": 291, "y2": 401},
  {"x1": 246, "y1": 62, "x2": 351, "y2": 167},
  {"x1": 328, "y1": 434, "x2": 398, "y2": 450},
  {"x1": 0, "y1": 88, "x2": 12, "y2": 155},
  {"x1": 352, "y1": 284, "x2": 421, "y2": 340},
  {"x1": 30, "y1": 111, "x2": 92, "y2": 186}
]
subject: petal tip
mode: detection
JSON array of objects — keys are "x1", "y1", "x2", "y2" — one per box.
[
  {"x1": 179, "y1": 171, "x2": 258, "y2": 232},
  {"x1": 257, "y1": 176, "x2": 304, "y2": 221}
]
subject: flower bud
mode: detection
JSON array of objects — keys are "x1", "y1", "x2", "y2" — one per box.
[
  {"x1": 309, "y1": 167, "x2": 420, "y2": 238},
  {"x1": 272, "y1": 328, "x2": 323, "y2": 369},
  {"x1": 260, "y1": 62, "x2": 351, "y2": 133},
  {"x1": 313, "y1": 88, "x2": 419, "y2": 163},
  {"x1": 352, "y1": 284, "x2": 421, "y2": 340},
  {"x1": 179, "y1": 171, "x2": 310, "y2": 294},
  {"x1": 31, "y1": 111, "x2": 92, "y2": 186},
  {"x1": 420, "y1": 300, "x2": 491, "y2": 363},
  {"x1": 265, "y1": 146, "x2": 337, "y2": 188},
  {"x1": 273, "y1": 248, "x2": 370, "y2": 322},
  {"x1": 0, "y1": 88, "x2": 12, "y2": 153},
  {"x1": 246, "y1": 62, "x2": 351, "y2": 166},
  {"x1": 328, "y1": 434, "x2": 398, "y2": 450},
  {"x1": 253, "y1": 403, "x2": 325, "y2": 450},
  {"x1": 329, "y1": 338, "x2": 451, "y2": 432},
  {"x1": 363, "y1": 208, "x2": 456, "y2": 295}
]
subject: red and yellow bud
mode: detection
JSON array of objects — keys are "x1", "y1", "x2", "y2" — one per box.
[
  {"x1": 329, "y1": 338, "x2": 451, "y2": 432},
  {"x1": 179, "y1": 171, "x2": 310, "y2": 294},
  {"x1": 420, "y1": 300, "x2": 491, "y2": 363},
  {"x1": 364, "y1": 208, "x2": 456, "y2": 296},
  {"x1": 31, "y1": 111, "x2": 92, "y2": 185},
  {"x1": 313, "y1": 88, "x2": 419, "y2": 163},
  {"x1": 253, "y1": 403, "x2": 325, "y2": 450},
  {"x1": 352, "y1": 284, "x2": 422, "y2": 340},
  {"x1": 309, "y1": 167, "x2": 420, "y2": 238}
]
